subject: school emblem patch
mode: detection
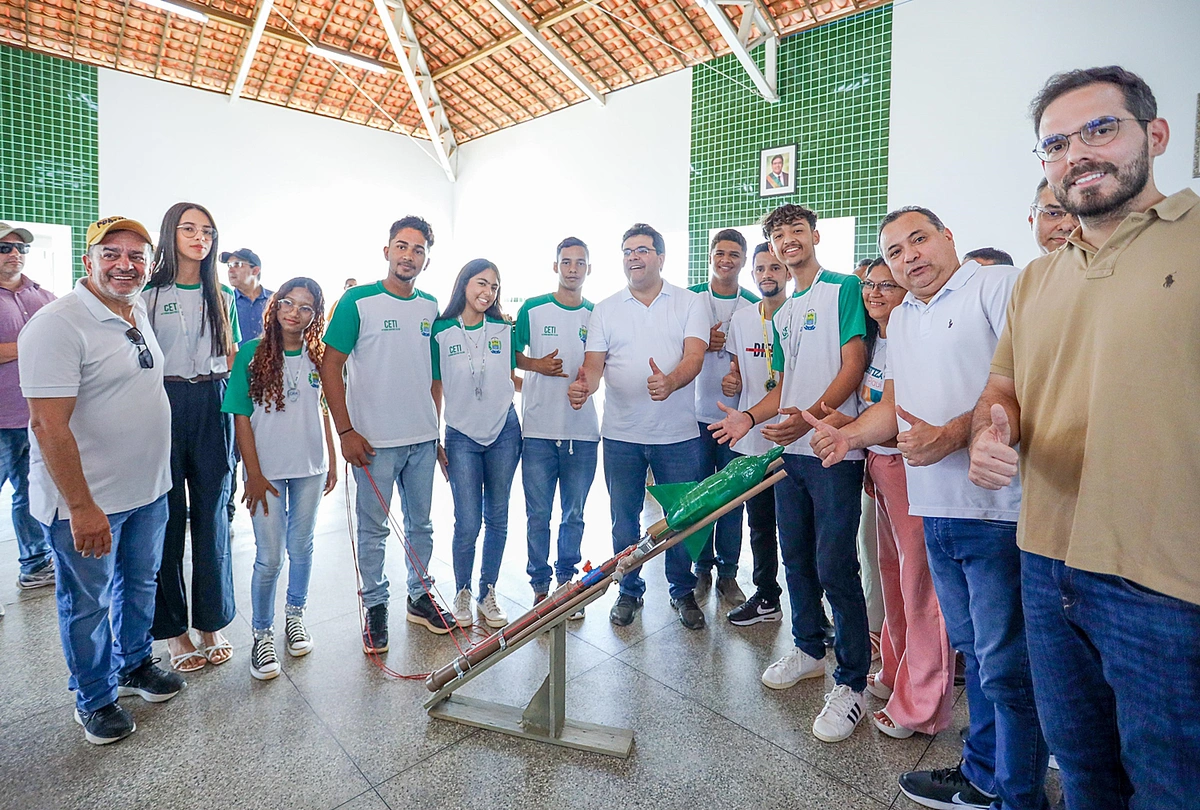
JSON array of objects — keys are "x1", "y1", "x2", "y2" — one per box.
[
  {"x1": 803, "y1": 308, "x2": 817, "y2": 331},
  {"x1": 420, "y1": 319, "x2": 431, "y2": 337},
  {"x1": 578, "y1": 325, "x2": 588, "y2": 344},
  {"x1": 308, "y1": 371, "x2": 320, "y2": 388},
  {"x1": 487, "y1": 337, "x2": 503, "y2": 354}
]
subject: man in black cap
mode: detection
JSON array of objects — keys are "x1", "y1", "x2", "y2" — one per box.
[{"x1": 220, "y1": 248, "x2": 272, "y2": 347}]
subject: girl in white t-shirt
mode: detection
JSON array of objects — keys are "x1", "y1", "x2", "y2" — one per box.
[
  {"x1": 221, "y1": 278, "x2": 336, "y2": 681},
  {"x1": 430, "y1": 260, "x2": 522, "y2": 630}
]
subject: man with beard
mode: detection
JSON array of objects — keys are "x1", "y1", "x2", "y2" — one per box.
[
  {"x1": 19, "y1": 217, "x2": 185, "y2": 744},
  {"x1": 970, "y1": 66, "x2": 1200, "y2": 808},
  {"x1": 1028, "y1": 178, "x2": 1079, "y2": 255},
  {"x1": 322, "y1": 216, "x2": 456, "y2": 650}
]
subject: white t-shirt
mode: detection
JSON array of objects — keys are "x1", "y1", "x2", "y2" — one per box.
[
  {"x1": 726, "y1": 300, "x2": 784, "y2": 457},
  {"x1": 513, "y1": 294, "x2": 599, "y2": 442},
  {"x1": 887, "y1": 260, "x2": 1022, "y2": 520},
  {"x1": 323, "y1": 281, "x2": 440, "y2": 448},
  {"x1": 688, "y1": 283, "x2": 760, "y2": 425},
  {"x1": 142, "y1": 283, "x2": 240, "y2": 377},
  {"x1": 771, "y1": 269, "x2": 868, "y2": 459},
  {"x1": 19, "y1": 279, "x2": 172, "y2": 524},
  {"x1": 221, "y1": 338, "x2": 328, "y2": 480},
  {"x1": 431, "y1": 316, "x2": 517, "y2": 446},
  {"x1": 859, "y1": 337, "x2": 901, "y2": 457},
  {"x1": 585, "y1": 280, "x2": 709, "y2": 445}
]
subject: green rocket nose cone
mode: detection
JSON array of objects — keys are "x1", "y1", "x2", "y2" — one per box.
[{"x1": 764, "y1": 446, "x2": 784, "y2": 462}]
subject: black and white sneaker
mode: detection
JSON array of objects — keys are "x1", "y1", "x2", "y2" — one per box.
[
  {"x1": 406, "y1": 594, "x2": 458, "y2": 635},
  {"x1": 362, "y1": 603, "x2": 389, "y2": 654},
  {"x1": 75, "y1": 702, "x2": 136, "y2": 745},
  {"x1": 727, "y1": 592, "x2": 783, "y2": 626},
  {"x1": 117, "y1": 656, "x2": 185, "y2": 702},
  {"x1": 285, "y1": 609, "x2": 314, "y2": 656},
  {"x1": 250, "y1": 634, "x2": 281, "y2": 681},
  {"x1": 898, "y1": 761, "x2": 995, "y2": 810}
]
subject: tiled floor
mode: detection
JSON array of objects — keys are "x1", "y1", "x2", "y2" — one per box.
[{"x1": 0, "y1": 461, "x2": 1040, "y2": 810}]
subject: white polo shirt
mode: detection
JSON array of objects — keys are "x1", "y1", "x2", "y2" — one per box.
[
  {"x1": 586, "y1": 280, "x2": 708, "y2": 445},
  {"x1": 726, "y1": 301, "x2": 783, "y2": 457},
  {"x1": 859, "y1": 337, "x2": 901, "y2": 457},
  {"x1": 142, "y1": 283, "x2": 240, "y2": 377},
  {"x1": 431, "y1": 316, "x2": 516, "y2": 446},
  {"x1": 221, "y1": 338, "x2": 329, "y2": 481},
  {"x1": 513, "y1": 294, "x2": 599, "y2": 442},
  {"x1": 688, "y1": 283, "x2": 759, "y2": 424},
  {"x1": 19, "y1": 279, "x2": 172, "y2": 525},
  {"x1": 887, "y1": 260, "x2": 1022, "y2": 520},
  {"x1": 770, "y1": 269, "x2": 867, "y2": 459},
  {"x1": 323, "y1": 281, "x2": 440, "y2": 448}
]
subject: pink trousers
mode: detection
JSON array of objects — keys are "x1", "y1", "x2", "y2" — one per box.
[{"x1": 867, "y1": 451, "x2": 955, "y2": 734}]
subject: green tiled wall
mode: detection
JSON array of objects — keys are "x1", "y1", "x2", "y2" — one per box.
[
  {"x1": 0, "y1": 45, "x2": 99, "y2": 267},
  {"x1": 689, "y1": 6, "x2": 891, "y2": 281}
]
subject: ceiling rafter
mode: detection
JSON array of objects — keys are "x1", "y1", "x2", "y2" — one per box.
[{"x1": 480, "y1": 0, "x2": 605, "y2": 105}]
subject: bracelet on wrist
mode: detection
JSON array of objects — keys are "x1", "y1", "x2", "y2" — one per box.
[
  {"x1": 742, "y1": 410, "x2": 757, "y2": 428},
  {"x1": 337, "y1": 426, "x2": 355, "y2": 436}
]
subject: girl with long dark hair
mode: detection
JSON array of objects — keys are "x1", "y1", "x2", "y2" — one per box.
[
  {"x1": 430, "y1": 259, "x2": 522, "y2": 630},
  {"x1": 221, "y1": 278, "x2": 336, "y2": 680},
  {"x1": 143, "y1": 202, "x2": 241, "y2": 672}
]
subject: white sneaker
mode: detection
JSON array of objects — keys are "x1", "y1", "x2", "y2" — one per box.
[
  {"x1": 452, "y1": 588, "x2": 473, "y2": 627},
  {"x1": 477, "y1": 587, "x2": 508, "y2": 628},
  {"x1": 761, "y1": 647, "x2": 826, "y2": 689},
  {"x1": 812, "y1": 684, "x2": 865, "y2": 742}
]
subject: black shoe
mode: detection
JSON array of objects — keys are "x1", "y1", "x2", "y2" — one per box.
[
  {"x1": 959, "y1": 725, "x2": 969, "y2": 743},
  {"x1": 715, "y1": 577, "x2": 746, "y2": 606},
  {"x1": 671, "y1": 593, "x2": 706, "y2": 630},
  {"x1": 693, "y1": 569, "x2": 713, "y2": 600},
  {"x1": 406, "y1": 594, "x2": 457, "y2": 635},
  {"x1": 609, "y1": 594, "x2": 643, "y2": 626},
  {"x1": 362, "y1": 603, "x2": 389, "y2": 653},
  {"x1": 117, "y1": 656, "x2": 185, "y2": 703},
  {"x1": 823, "y1": 620, "x2": 836, "y2": 648},
  {"x1": 898, "y1": 762, "x2": 995, "y2": 810},
  {"x1": 74, "y1": 702, "x2": 136, "y2": 745},
  {"x1": 954, "y1": 650, "x2": 966, "y2": 686},
  {"x1": 727, "y1": 592, "x2": 783, "y2": 626}
]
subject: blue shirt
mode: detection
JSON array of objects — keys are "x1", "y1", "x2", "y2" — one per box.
[{"x1": 233, "y1": 286, "x2": 273, "y2": 346}]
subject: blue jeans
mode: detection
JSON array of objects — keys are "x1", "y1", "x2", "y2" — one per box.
[
  {"x1": 0, "y1": 427, "x2": 52, "y2": 576},
  {"x1": 1021, "y1": 551, "x2": 1200, "y2": 810},
  {"x1": 446, "y1": 407, "x2": 522, "y2": 595},
  {"x1": 602, "y1": 436, "x2": 703, "y2": 601},
  {"x1": 43, "y1": 496, "x2": 168, "y2": 712},
  {"x1": 353, "y1": 439, "x2": 436, "y2": 607},
  {"x1": 522, "y1": 437, "x2": 598, "y2": 593},
  {"x1": 923, "y1": 517, "x2": 1048, "y2": 810},
  {"x1": 775, "y1": 454, "x2": 870, "y2": 692},
  {"x1": 249, "y1": 473, "x2": 324, "y2": 632},
  {"x1": 696, "y1": 422, "x2": 741, "y2": 579}
]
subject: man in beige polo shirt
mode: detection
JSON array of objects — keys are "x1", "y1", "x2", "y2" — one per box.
[{"x1": 970, "y1": 66, "x2": 1199, "y2": 808}]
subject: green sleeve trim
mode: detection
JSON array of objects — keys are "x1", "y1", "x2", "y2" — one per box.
[
  {"x1": 687, "y1": 282, "x2": 707, "y2": 294},
  {"x1": 323, "y1": 287, "x2": 370, "y2": 354},
  {"x1": 771, "y1": 326, "x2": 785, "y2": 373},
  {"x1": 430, "y1": 329, "x2": 443, "y2": 381},
  {"x1": 582, "y1": 298, "x2": 594, "y2": 311},
  {"x1": 514, "y1": 301, "x2": 532, "y2": 352},
  {"x1": 225, "y1": 288, "x2": 242, "y2": 345},
  {"x1": 220, "y1": 337, "x2": 257, "y2": 416},
  {"x1": 510, "y1": 324, "x2": 517, "y2": 370},
  {"x1": 415, "y1": 289, "x2": 438, "y2": 304},
  {"x1": 833, "y1": 273, "x2": 867, "y2": 346},
  {"x1": 739, "y1": 288, "x2": 761, "y2": 303},
  {"x1": 430, "y1": 318, "x2": 458, "y2": 339}
]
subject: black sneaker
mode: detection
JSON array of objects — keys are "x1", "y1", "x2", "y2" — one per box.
[
  {"x1": 117, "y1": 656, "x2": 185, "y2": 702},
  {"x1": 362, "y1": 603, "x2": 389, "y2": 654},
  {"x1": 899, "y1": 762, "x2": 995, "y2": 810},
  {"x1": 74, "y1": 702, "x2": 136, "y2": 745},
  {"x1": 727, "y1": 592, "x2": 783, "y2": 626},
  {"x1": 693, "y1": 569, "x2": 713, "y2": 600},
  {"x1": 671, "y1": 593, "x2": 706, "y2": 630},
  {"x1": 609, "y1": 594, "x2": 643, "y2": 626},
  {"x1": 406, "y1": 594, "x2": 458, "y2": 635}
]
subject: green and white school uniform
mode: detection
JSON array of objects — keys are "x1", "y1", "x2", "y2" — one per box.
[
  {"x1": 688, "y1": 282, "x2": 759, "y2": 425},
  {"x1": 431, "y1": 316, "x2": 517, "y2": 445},
  {"x1": 143, "y1": 282, "x2": 241, "y2": 377},
  {"x1": 513, "y1": 294, "x2": 598, "y2": 442}
]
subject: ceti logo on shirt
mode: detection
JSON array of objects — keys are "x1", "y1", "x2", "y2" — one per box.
[
  {"x1": 780, "y1": 325, "x2": 790, "y2": 340},
  {"x1": 382, "y1": 319, "x2": 400, "y2": 331},
  {"x1": 448, "y1": 344, "x2": 463, "y2": 356},
  {"x1": 308, "y1": 371, "x2": 320, "y2": 388},
  {"x1": 162, "y1": 302, "x2": 179, "y2": 315},
  {"x1": 578, "y1": 326, "x2": 588, "y2": 344},
  {"x1": 487, "y1": 337, "x2": 502, "y2": 354},
  {"x1": 803, "y1": 309, "x2": 817, "y2": 331},
  {"x1": 420, "y1": 319, "x2": 431, "y2": 337},
  {"x1": 543, "y1": 325, "x2": 558, "y2": 336}
]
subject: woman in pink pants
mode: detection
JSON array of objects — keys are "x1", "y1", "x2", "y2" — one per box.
[{"x1": 858, "y1": 258, "x2": 955, "y2": 738}]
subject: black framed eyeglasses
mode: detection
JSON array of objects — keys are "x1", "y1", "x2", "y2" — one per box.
[
  {"x1": 0, "y1": 243, "x2": 30, "y2": 255},
  {"x1": 861, "y1": 280, "x2": 902, "y2": 293},
  {"x1": 1032, "y1": 116, "x2": 1151, "y2": 161},
  {"x1": 125, "y1": 327, "x2": 154, "y2": 369},
  {"x1": 622, "y1": 246, "x2": 658, "y2": 257}
]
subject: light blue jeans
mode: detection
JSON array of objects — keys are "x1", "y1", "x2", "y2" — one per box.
[
  {"x1": 249, "y1": 473, "x2": 324, "y2": 632},
  {"x1": 352, "y1": 440, "x2": 436, "y2": 607},
  {"x1": 0, "y1": 427, "x2": 52, "y2": 576},
  {"x1": 522, "y1": 437, "x2": 598, "y2": 593}
]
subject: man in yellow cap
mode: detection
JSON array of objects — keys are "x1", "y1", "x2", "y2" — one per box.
[{"x1": 19, "y1": 216, "x2": 185, "y2": 745}]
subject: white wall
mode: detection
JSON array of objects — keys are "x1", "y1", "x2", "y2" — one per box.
[
  {"x1": 98, "y1": 69, "x2": 453, "y2": 303},
  {"x1": 889, "y1": 0, "x2": 1200, "y2": 268}
]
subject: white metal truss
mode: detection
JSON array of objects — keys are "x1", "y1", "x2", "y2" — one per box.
[
  {"x1": 374, "y1": 0, "x2": 459, "y2": 181},
  {"x1": 228, "y1": 0, "x2": 276, "y2": 101},
  {"x1": 480, "y1": 0, "x2": 605, "y2": 106},
  {"x1": 698, "y1": 0, "x2": 779, "y2": 103}
]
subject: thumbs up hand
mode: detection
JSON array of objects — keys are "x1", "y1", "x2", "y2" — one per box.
[
  {"x1": 707, "y1": 322, "x2": 727, "y2": 353},
  {"x1": 647, "y1": 358, "x2": 674, "y2": 401},
  {"x1": 532, "y1": 348, "x2": 567, "y2": 377},
  {"x1": 895, "y1": 405, "x2": 952, "y2": 467},
  {"x1": 721, "y1": 359, "x2": 742, "y2": 397},
  {"x1": 567, "y1": 366, "x2": 591, "y2": 410},
  {"x1": 968, "y1": 404, "x2": 1019, "y2": 490},
  {"x1": 803, "y1": 409, "x2": 851, "y2": 467}
]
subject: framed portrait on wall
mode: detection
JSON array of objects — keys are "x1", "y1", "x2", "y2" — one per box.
[{"x1": 759, "y1": 144, "x2": 796, "y2": 197}]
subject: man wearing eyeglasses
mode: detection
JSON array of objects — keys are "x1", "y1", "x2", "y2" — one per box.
[
  {"x1": 1028, "y1": 178, "x2": 1079, "y2": 255},
  {"x1": 18, "y1": 217, "x2": 184, "y2": 746},
  {"x1": 971, "y1": 66, "x2": 1200, "y2": 808},
  {"x1": 0, "y1": 223, "x2": 57, "y2": 593},
  {"x1": 221, "y1": 248, "x2": 272, "y2": 348}
]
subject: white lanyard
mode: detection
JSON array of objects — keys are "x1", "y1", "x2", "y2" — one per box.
[
  {"x1": 284, "y1": 354, "x2": 303, "y2": 403},
  {"x1": 165, "y1": 285, "x2": 206, "y2": 377},
  {"x1": 783, "y1": 270, "x2": 821, "y2": 373},
  {"x1": 457, "y1": 317, "x2": 487, "y2": 400}
]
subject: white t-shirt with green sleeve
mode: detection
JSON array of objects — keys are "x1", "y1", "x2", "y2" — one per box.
[
  {"x1": 726, "y1": 301, "x2": 783, "y2": 457},
  {"x1": 142, "y1": 282, "x2": 241, "y2": 377},
  {"x1": 221, "y1": 337, "x2": 329, "y2": 480},
  {"x1": 513, "y1": 294, "x2": 599, "y2": 442},
  {"x1": 688, "y1": 282, "x2": 759, "y2": 425},
  {"x1": 431, "y1": 316, "x2": 517, "y2": 446},
  {"x1": 322, "y1": 281, "x2": 439, "y2": 448}
]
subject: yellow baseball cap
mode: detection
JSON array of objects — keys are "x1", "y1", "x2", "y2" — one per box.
[{"x1": 86, "y1": 216, "x2": 153, "y2": 248}]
